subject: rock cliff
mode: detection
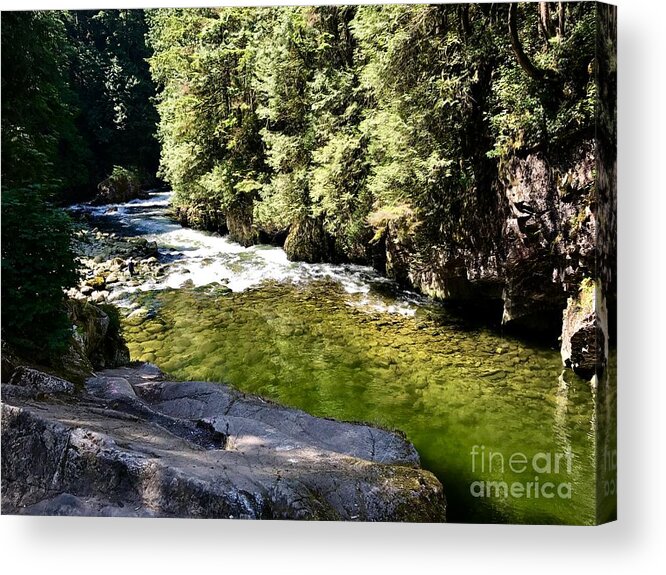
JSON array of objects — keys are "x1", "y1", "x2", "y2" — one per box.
[{"x1": 376, "y1": 139, "x2": 613, "y2": 378}]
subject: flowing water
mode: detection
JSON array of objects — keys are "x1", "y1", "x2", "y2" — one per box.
[{"x1": 71, "y1": 192, "x2": 615, "y2": 524}]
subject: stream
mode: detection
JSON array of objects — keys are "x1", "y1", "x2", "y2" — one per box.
[{"x1": 70, "y1": 191, "x2": 608, "y2": 524}]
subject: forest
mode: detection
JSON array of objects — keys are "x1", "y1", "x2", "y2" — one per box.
[
  {"x1": 2, "y1": 3, "x2": 610, "y2": 356},
  {"x1": 1, "y1": 4, "x2": 616, "y2": 524}
]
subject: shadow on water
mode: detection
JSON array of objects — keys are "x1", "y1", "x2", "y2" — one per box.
[{"x1": 423, "y1": 296, "x2": 566, "y2": 350}]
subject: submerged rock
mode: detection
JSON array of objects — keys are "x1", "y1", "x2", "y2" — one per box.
[{"x1": 1, "y1": 363, "x2": 446, "y2": 521}]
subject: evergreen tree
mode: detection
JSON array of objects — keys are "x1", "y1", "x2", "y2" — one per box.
[
  {"x1": 1, "y1": 11, "x2": 89, "y2": 194},
  {"x1": 145, "y1": 4, "x2": 597, "y2": 262},
  {"x1": 147, "y1": 8, "x2": 267, "y2": 230},
  {"x1": 65, "y1": 9, "x2": 160, "y2": 188},
  {"x1": 1, "y1": 12, "x2": 80, "y2": 357}
]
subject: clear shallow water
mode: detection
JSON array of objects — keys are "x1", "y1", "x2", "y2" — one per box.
[{"x1": 71, "y1": 192, "x2": 611, "y2": 524}]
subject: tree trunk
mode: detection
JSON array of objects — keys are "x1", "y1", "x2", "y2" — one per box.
[
  {"x1": 508, "y1": 3, "x2": 543, "y2": 81},
  {"x1": 557, "y1": 2, "x2": 566, "y2": 38},
  {"x1": 539, "y1": 2, "x2": 554, "y2": 39},
  {"x1": 460, "y1": 4, "x2": 471, "y2": 39}
]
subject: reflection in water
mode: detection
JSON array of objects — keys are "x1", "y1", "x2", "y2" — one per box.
[
  {"x1": 594, "y1": 358, "x2": 618, "y2": 524},
  {"x1": 71, "y1": 192, "x2": 614, "y2": 524}
]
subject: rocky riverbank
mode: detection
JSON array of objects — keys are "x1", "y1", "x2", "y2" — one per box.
[
  {"x1": 2, "y1": 220, "x2": 448, "y2": 520},
  {"x1": 66, "y1": 226, "x2": 161, "y2": 304},
  {"x1": 1, "y1": 363, "x2": 446, "y2": 521}
]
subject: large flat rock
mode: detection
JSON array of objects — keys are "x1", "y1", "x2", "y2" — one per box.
[{"x1": 1, "y1": 363, "x2": 446, "y2": 521}]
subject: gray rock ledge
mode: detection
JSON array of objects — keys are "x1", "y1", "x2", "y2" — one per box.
[{"x1": 1, "y1": 363, "x2": 446, "y2": 521}]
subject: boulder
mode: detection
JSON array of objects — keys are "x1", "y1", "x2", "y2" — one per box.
[
  {"x1": 284, "y1": 216, "x2": 334, "y2": 263},
  {"x1": 175, "y1": 204, "x2": 227, "y2": 235},
  {"x1": 85, "y1": 275, "x2": 106, "y2": 290},
  {"x1": 90, "y1": 290, "x2": 109, "y2": 303},
  {"x1": 51, "y1": 300, "x2": 130, "y2": 383},
  {"x1": 1, "y1": 364, "x2": 446, "y2": 522},
  {"x1": 8, "y1": 366, "x2": 74, "y2": 396},
  {"x1": 226, "y1": 197, "x2": 258, "y2": 247},
  {"x1": 383, "y1": 210, "x2": 416, "y2": 287},
  {"x1": 94, "y1": 170, "x2": 147, "y2": 205}
]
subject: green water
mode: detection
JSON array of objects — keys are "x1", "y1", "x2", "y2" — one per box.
[{"x1": 122, "y1": 280, "x2": 604, "y2": 524}]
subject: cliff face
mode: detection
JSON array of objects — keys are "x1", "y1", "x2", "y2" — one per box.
[
  {"x1": 501, "y1": 143, "x2": 597, "y2": 331},
  {"x1": 381, "y1": 145, "x2": 595, "y2": 307},
  {"x1": 378, "y1": 137, "x2": 609, "y2": 376},
  {"x1": 594, "y1": 2, "x2": 617, "y2": 364},
  {"x1": 375, "y1": 4, "x2": 616, "y2": 378}
]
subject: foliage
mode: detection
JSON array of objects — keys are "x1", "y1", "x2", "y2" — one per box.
[
  {"x1": 1, "y1": 12, "x2": 82, "y2": 358},
  {"x1": 105, "y1": 165, "x2": 142, "y2": 189},
  {"x1": 258, "y1": 6, "x2": 372, "y2": 256},
  {"x1": 1, "y1": 11, "x2": 89, "y2": 194},
  {"x1": 147, "y1": 3, "x2": 598, "y2": 261},
  {"x1": 63, "y1": 9, "x2": 161, "y2": 189},
  {"x1": 1, "y1": 10, "x2": 159, "y2": 358},
  {"x1": 1, "y1": 187, "x2": 79, "y2": 357},
  {"x1": 2, "y1": 10, "x2": 160, "y2": 200},
  {"x1": 489, "y1": 2, "x2": 597, "y2": 157},
  {"x1": 147, "y1": 8, "x2": 267, "y2": 216}
]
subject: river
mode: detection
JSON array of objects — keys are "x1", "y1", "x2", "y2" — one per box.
[{"x1": 70, "y1": 191, "x2": 607, "y2": 524}]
